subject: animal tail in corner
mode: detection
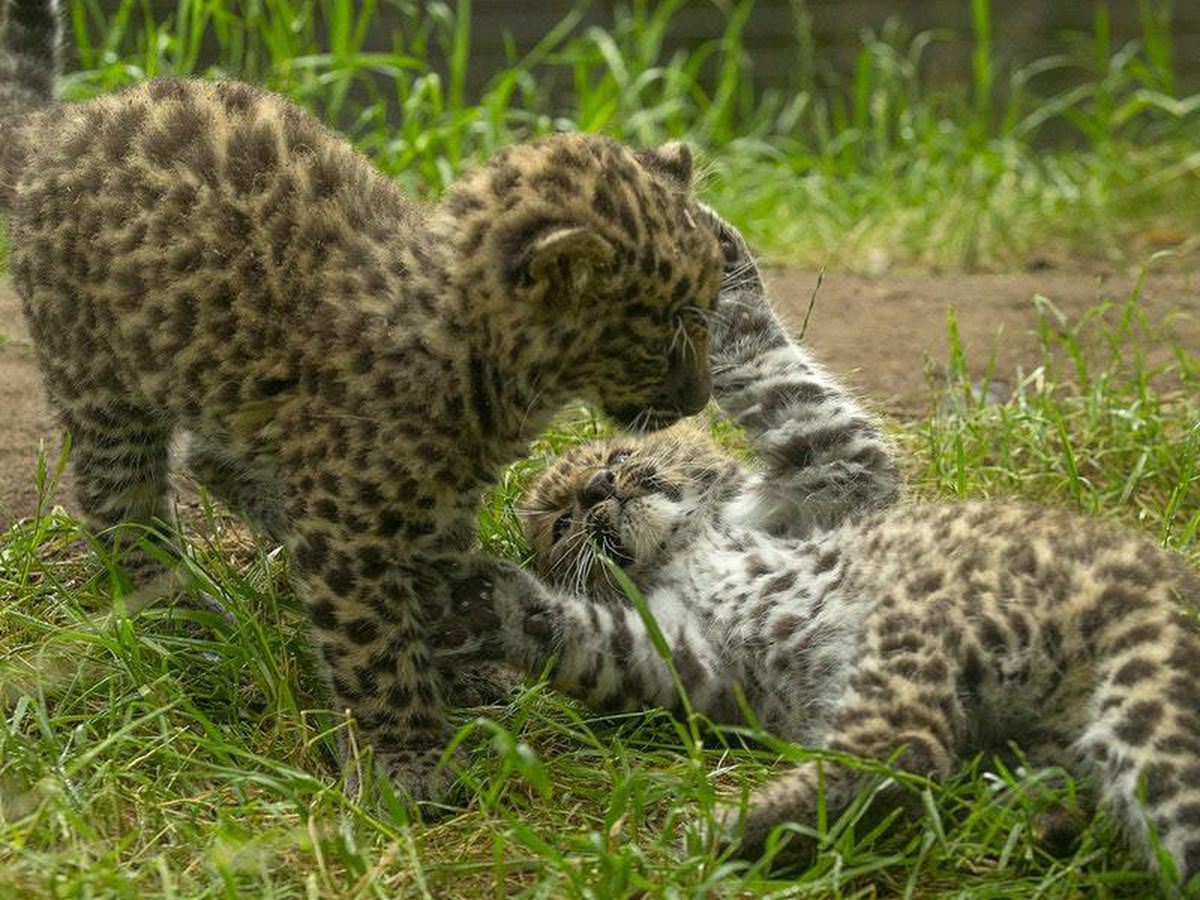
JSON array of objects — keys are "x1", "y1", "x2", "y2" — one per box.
[{"x1": 0, "y1": 0, "x2": 60, "y2": 209}]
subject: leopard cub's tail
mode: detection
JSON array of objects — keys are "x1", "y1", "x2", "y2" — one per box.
[{"x1": 0, "y1": 0, "x2": 60, "y2": 209}]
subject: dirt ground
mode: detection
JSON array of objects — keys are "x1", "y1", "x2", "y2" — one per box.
[{"x1": 1, "y1": 270, "x2": 1196, "y2": 528}]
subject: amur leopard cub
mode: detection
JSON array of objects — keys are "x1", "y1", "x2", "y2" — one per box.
[
  {"x1": 441, "y1": 211, "x2": 1200, "y2": 886},
  {"x1": 0, "y1": 1, "x2": 722, "y2": 800}
]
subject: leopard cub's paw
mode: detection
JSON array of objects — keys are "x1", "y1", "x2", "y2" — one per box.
[
  {"x1": 427, "y1": 571, "x2": 507, "y2": 665},
  {"x1": 449, "y1": 571, "x2": 497, "y2": 617},
  {"x1": 689, "y1": 798, "x2": 758, "y2": 858},
  {"x1": 703, "y1": 795, "x2": 816, "y2": 867},
  {"x1": 1031, "y1": 803, "x2": 1088, "y2": 858},
  {"x1": 375, "y1": 745, "x2": 468, "y2": 809},
  {"x1": 444, "y1": 663, "x2": 522, "y2": 707},
  {"x1": 433, "y1": 571, "x2": 500, "y2": 635},
  {"x1": 706, "y1": 799, "x2": 749, "y2": 854}
]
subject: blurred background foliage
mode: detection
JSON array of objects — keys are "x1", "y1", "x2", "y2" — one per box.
[{"x1": 61, "y1": 0, "x2": 1200, "y2": 270}]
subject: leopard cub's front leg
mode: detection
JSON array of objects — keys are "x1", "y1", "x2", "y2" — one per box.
[
  {"x1": 432, "y1": 558, "x2": 737, "y2": 721},
  {"x1": 286, "y1": 502, "x2": 468, "y2": 802}
]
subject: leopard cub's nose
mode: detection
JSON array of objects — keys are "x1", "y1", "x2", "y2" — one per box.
[{"x1": 580, "y1": 469, "x2": 616, "y2": 508}]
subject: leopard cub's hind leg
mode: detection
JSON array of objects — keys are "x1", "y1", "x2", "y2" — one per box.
[
  {"x1": 988, "y1": 737, "x2": 1097, "y2": 860},
  {"x1": 718, "y1": 641, "x2": 964, "y2": 862}
]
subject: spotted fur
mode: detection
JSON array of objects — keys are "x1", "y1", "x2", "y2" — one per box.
[
  {"x1": 0, "y1": 0, "x2": 722, "y2": 801},
  {"x1": 442, "y1": 214, "x2": 1200, "y2": 888}
]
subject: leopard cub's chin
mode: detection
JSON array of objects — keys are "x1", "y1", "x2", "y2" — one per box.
[{"x1": 617, "y1": 490, "x2": 704, "y2": 572}]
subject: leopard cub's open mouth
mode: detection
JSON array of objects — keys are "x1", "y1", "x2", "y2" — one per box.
[{"x1": 589, "y1": 520, "x2": 633, "y2": 567}]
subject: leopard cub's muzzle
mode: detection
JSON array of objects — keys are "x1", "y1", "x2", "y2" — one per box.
[
  {"x1": 664, "y1": 357, "x2": 712, "y2": 417},
  {"x1": 606, "y1": 359, "x2": 712, "y2": 431}
]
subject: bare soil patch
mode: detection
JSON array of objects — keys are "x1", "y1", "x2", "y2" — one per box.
[
  {"x1": 1, "y1": 271, "x2": 1196, "y2": 526},
  {"x1": 765, "y1": 268, "x2": 1198, "y2": 414}
]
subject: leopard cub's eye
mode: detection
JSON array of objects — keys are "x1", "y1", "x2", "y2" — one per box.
[
  {"x1": 551, "y1": 511, "x2": 573, "y2": 543},
  {"x1": 608, "y1": 449, "x2": 631, "y2": 466}
]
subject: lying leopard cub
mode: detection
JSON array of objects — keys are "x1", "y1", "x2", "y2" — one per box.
[
  {"x1": 0, "y1": 1, "x2": 721, "y2": 800},
  {"x1": 442, "y1": 212, "x2": 1200, "y2": 886}
]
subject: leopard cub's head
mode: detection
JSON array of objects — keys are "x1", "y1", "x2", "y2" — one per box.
[
  {"x1": 519, "y1": 427, "x2": 742, "y2": 598},
  {"x1": 439, "y1": 134, "x2": 722, "y2": 431}
]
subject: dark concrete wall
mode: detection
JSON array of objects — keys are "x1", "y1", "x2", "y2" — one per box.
[
  {"x1": 450, "y1": 1, "x2": 1199, "y2": 94},
  {"x1": 122, "y1": 1, "x2": 1200, "y2": 97}
]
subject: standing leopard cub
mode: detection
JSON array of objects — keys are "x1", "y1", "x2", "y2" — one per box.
[
  {"x1": 0, "y1": 0, "x2": 721, "y2": 800},
  {"x1": 443, "y1": 211, "x2": 1200, "y2": 888}
]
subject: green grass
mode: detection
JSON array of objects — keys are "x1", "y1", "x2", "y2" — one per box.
[
  {"x1": 2, "y1": 281, "x2": 1197, "y2": 897},
  {"x1": 2, "y1": 1, "x2": 1200, "y2": 896},
  {"x1": 58, "y1": 0, "x2": 1200, "y2": 271},
  {"x1": 907, "y1": 281, "x2": 1200, "y2": 552}
]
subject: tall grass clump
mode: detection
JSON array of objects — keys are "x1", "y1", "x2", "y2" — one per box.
[{"x1": 60, "y1": 0, "x2": 1200, "y2": 270}]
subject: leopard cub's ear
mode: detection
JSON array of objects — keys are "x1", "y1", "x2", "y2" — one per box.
[
  {"x1": 527, "y1": 225, "x2": 615, "y2": 294},
  {"x1": 638, "y1": 141, "x2": 693, "y2": 186}
]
